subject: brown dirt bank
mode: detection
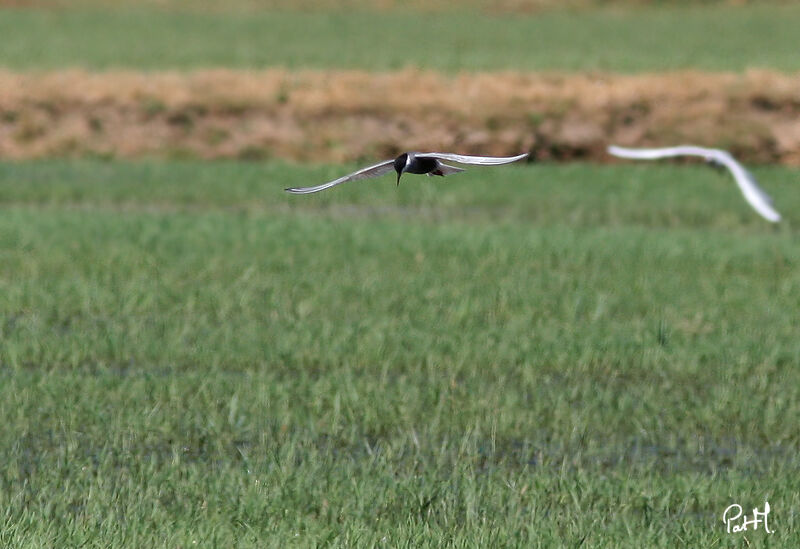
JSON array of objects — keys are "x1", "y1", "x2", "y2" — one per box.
[{"x1": 1, "y1": 69, "x2": 800, "y2": 164}]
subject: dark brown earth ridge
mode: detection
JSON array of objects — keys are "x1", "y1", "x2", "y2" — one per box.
[{"x1": 2, "y1": 69, "x2": 799, "y2": 164}]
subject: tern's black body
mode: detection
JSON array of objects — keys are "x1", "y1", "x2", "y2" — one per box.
[{"x1": 393, "y1": 153, "x2": 447, "y2": 184}]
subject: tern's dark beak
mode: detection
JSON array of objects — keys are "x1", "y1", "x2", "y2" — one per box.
[{"x1": 396, "y1": 171, "x2": 402, "y2": 186}]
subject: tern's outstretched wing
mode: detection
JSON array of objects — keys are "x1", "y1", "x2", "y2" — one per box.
[
  {"x1": 285, "y1": 160, "x2": 395, "y2": 194},
  {"x1": 416, "y1": 152, "x2": 529, "y2": 166},
  {"x1": 608, "y1": 145, "x2": 782, "y2": 223},
  {"x1": 715, "y1": 153, "x2": 782, "y2": 223},
  {"x1": 607, "y1": 145, "x2": 713, "y2": 160}
]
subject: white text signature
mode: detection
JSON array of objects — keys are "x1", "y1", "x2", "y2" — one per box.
[{"x1": 722, "y1": 501, "x2": 773, "y2": 534}]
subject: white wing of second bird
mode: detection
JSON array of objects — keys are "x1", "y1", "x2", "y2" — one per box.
[{"x1": 607, "y1": 145, "x2": 781, "y2": 223}]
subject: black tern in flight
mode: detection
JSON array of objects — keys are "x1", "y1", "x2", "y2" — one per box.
[
  {"x1": 608, "y1": 145, "x2": 781, "y2": 223},
  {"x1": 285, "y1": 152, "x2": 529, "y2": 194}
]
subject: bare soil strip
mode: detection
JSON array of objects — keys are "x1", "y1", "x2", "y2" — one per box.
[{"x1": 1, "y1": 69, "x2": 799, "y2": 163}]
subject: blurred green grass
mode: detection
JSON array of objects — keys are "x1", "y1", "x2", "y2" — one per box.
[
  {"x1": 1, "y1": 4, "x2": 800, "y2": 71},
  {"x1": 0, "y1": 160, "x2": 798, "y2": 546}
]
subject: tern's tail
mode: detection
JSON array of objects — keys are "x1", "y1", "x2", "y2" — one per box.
[{"x1": 431, "y1": 163, "x2": 465, "y2": 176}]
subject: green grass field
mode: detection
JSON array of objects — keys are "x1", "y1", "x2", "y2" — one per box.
[
  {"x1": 2, "y1": 4, "x2": 800, "y2": 71},
  {"x1": 1, "y1": 160, "x2": 798, "y2": 546}
]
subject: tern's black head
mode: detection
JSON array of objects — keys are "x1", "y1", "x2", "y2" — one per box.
[
  {"x1": 393, "y1": 153, "x2": 408, "y2": 185},
  {"x1": 704, "y1": 156, "x2": 724, "y2": 172}
]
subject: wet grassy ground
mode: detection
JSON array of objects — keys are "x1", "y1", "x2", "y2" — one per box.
[{"x1": 0, "y1": 160, "x2": 798, "y2": 546}]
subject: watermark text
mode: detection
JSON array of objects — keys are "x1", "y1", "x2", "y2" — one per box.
[{"x1": 723, "y1": 501, "x2": 773, "y2": 534}]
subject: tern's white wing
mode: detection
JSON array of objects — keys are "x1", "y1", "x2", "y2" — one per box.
[
  {"x1": 713, "y1": 152, "x2": 781, "y2": 223},
  {"x1": 608, "y1": 145, "x2": 782, "y2": 223},
  {"x1": 416, "y1": 152, "x2": 529, "y2": 166},
  {"x1": 285, "y1": 160, "x2": 395, "y2": 194},
  {"x1": 607, "y1": 145, "x2": 713, "y2": 160}
]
